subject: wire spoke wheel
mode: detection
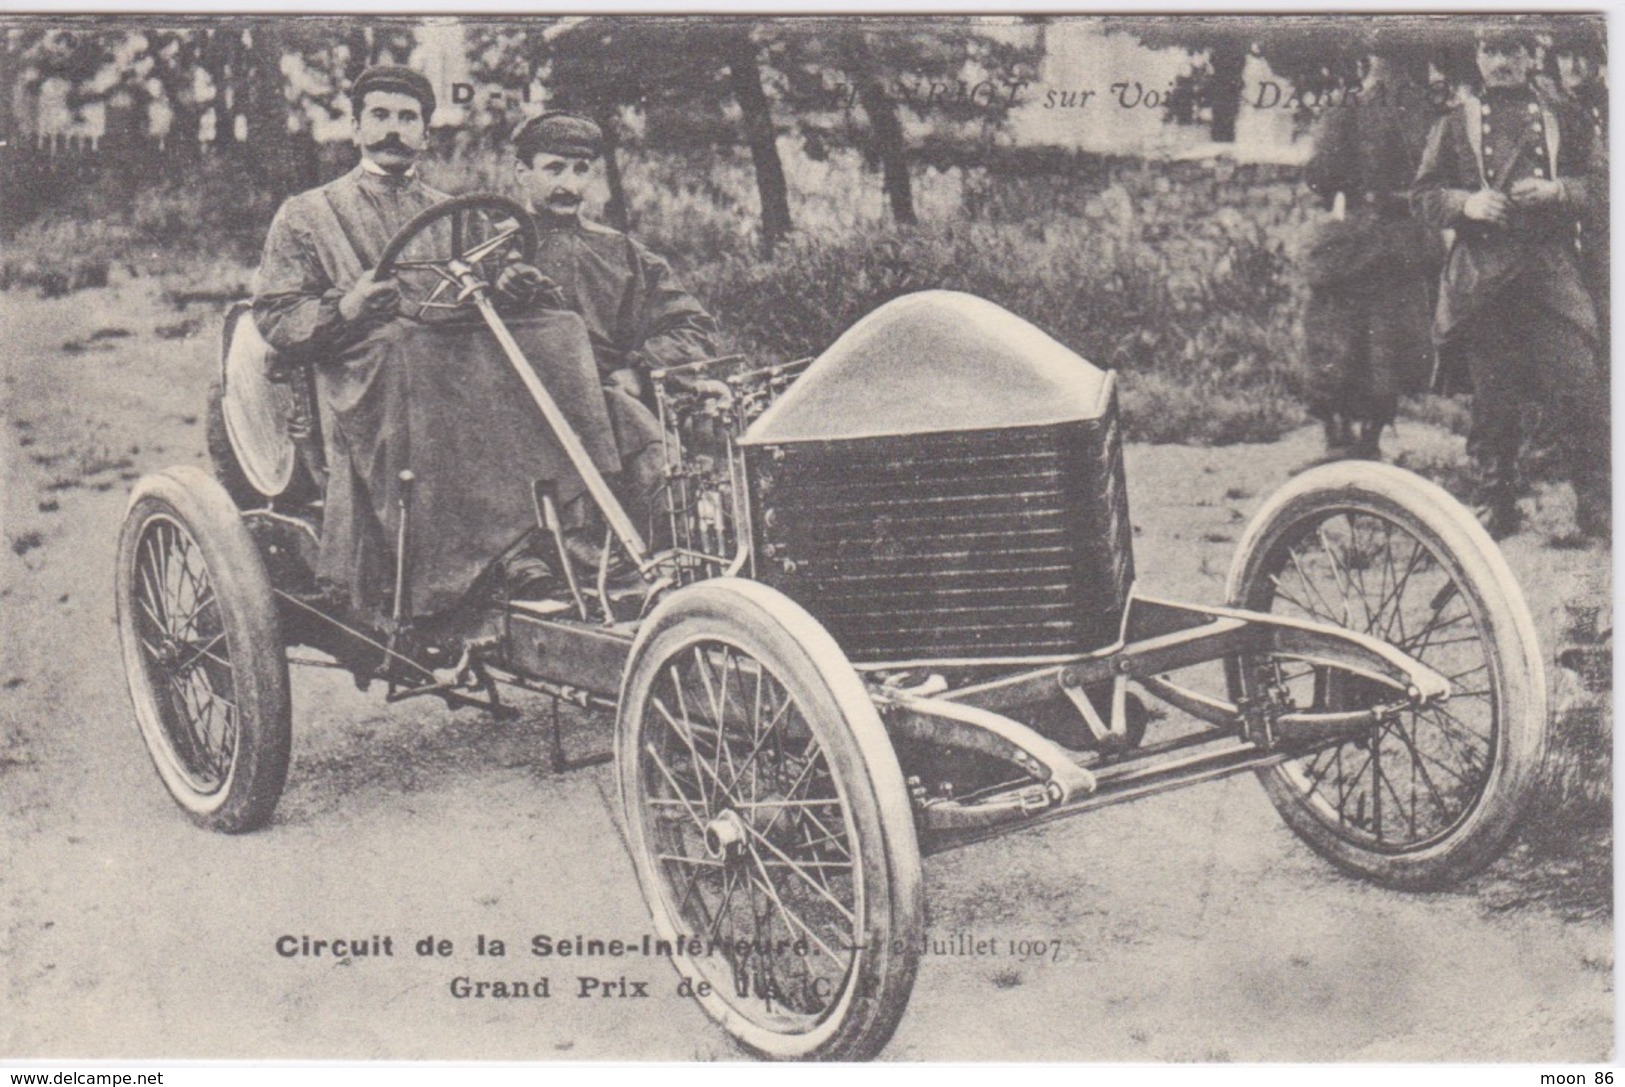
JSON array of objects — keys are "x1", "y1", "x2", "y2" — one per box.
[
  {"x1": 117, "y1": 467, "x2": 290, "y2": 832},
  {"x1": 131, "y1": 516, "x2": 237, "y2": 791},
  {"x1": 1227, "y1": 463, "x2": 1546, "y2": 888},
  {"x1": 617, "y1": 580, "x2": 921, "y2": 1060}
]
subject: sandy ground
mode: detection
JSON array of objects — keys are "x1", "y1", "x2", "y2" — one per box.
[{"x1": 0, "y1": 279, "x2": 1613, "y2": 1061}]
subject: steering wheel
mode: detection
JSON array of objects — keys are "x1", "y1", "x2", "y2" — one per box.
[{"x1": 374, "y1": 193, "x2": 539, "y2": 325}]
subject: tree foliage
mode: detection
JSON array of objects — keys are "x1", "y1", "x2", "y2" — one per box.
[
  {"x1": 9, "y1": 15, "x2": 1032, "y2": 242},
  {"x1": 1104, "y1": 15, "x2": 1460, "y2": 141}
]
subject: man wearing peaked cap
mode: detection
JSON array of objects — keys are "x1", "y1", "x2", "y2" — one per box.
[
  {"x1": 495, "y1": 110, "x2": 727, "y2": 573},
  {"x1": 1411, "y1": 24, "x2": 1609, "y2": 542},
  {"x1": 347, "y1": 64, "x2": 437, "y2": 125},
  {"x1": 1550, "y1": 24, "x2": 1609, "y2": 365}
]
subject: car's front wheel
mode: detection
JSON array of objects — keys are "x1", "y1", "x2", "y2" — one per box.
[
  {"x1": 1226, "y1": 462, "x2": 1547, "y2": 889},
  {"x1": 616, "y1": 579, "x2": 923, "y2": 1060}
]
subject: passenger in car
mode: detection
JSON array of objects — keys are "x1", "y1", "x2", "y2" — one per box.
[{"x1": 496, "y1": 111, "x2": 732, "y2": 581}]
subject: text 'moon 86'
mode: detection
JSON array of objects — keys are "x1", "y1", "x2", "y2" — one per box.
[{"x1": 115, "y1": 194, "x2": 1546, "y2": 1061}]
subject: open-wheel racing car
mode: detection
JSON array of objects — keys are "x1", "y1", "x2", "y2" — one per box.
[{"x1": 117, "y1": 193, "x2": 1548, "y2": 1061}]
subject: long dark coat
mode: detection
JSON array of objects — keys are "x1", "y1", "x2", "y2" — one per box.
[{"x1": 1300, "y1": 81, "x2": 1439, "y2": 423}]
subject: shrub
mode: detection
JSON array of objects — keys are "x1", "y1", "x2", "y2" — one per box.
[
  {"x1": 674, "y1": 154, "x2": 1311, "y2": 444},
  {"x1": 0, "y1": 215, "x2": 126, "y2": 296}
]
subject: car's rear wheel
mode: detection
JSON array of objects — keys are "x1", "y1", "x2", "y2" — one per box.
[
  {"x1": 616, "y1": 579, "x2": 923, "y2": 1060},
  {"x1": 1226, "y1": 462, "x2": 1546, "y2": 889},
  {"x1": 117, "y1": 465, "x2": 291, "y2": 832}
]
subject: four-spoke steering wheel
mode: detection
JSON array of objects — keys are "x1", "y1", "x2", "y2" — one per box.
[{"x1": 374, "y1": 193, "x2": 539, "y2": 325}]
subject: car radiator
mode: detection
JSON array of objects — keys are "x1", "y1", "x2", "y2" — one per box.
[{"x1": 746, "y1": 395, "x2": 1134, "y2": 665}]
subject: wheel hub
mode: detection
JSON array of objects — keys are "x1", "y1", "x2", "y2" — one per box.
[
  {"x1": 154, "y1": 636, "x2": 184, "y2": 667},
  {"x1": 704, "y1": 808, "x2": 747, "y2": 858}
]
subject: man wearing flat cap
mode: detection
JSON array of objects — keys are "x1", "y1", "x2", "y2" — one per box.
[
  {"x1": 500, "y1": 111, "x2": 720, "y2": 383},
  {"x1": 251, "y1": 65, "x2": 454, "y2": 626},
  {"x1": 1411, "y1": 25, "x2": 1610, "y2": 541},
  {"x1": 497, "y1": 110, "x2": 726, "y2": 563}
]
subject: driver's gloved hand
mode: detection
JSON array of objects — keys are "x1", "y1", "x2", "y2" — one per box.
[
  {"x1": 495, "y1": 261, "x2": 566, "y2": 309},
  {"x1": 339, "y1": 269, "x2": 401, "y2": 323}
]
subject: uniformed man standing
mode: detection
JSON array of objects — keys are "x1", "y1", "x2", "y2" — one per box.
[
  {"x1": 1411, "y1": 26, "x2": 1609, "y2": 540},
  {"x1": 1299, "y1": 41, "x2": 1439, "y2": 467}
]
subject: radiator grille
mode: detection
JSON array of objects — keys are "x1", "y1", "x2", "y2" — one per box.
[{"x1": 747, "y1": 399, "x2": 1134, "y2": 663}]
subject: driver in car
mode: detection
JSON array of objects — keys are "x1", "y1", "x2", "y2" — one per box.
[
  {"x1": 251, "y1": 67, "x2": 632, "y2": 654},
  {"x1": 254, "y1": 64, "x2": 445, "y2": 367}
]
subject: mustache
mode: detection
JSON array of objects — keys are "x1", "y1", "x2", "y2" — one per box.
[
  {"x1": 546, "y1": 191, "x2": 583, "y2": 204},
  {"x1": 366, "y1": 135, "x2": 412, "y2": 154}
]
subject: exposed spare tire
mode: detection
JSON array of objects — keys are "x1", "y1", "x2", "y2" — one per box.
[{"x1": 208, "y1": 303, "x2": 318, "y2": 509}]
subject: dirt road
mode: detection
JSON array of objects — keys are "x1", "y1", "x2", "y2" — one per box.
[{"x1": 1, "y1": 281, "x2": 1612, "y2": 1061}]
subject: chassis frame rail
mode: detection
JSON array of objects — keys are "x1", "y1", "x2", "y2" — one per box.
[{"x1": 871, "y1": 593, "x2": 1454, "y2": 849}]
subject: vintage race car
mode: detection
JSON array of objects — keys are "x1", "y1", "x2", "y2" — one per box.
[{"x1": 116, "y1": 194, "x2": 1547, "y2": 1061}]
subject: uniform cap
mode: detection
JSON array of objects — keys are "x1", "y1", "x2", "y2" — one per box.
[{"x1": 1551, "y1": 23, "x2": 1607, "y2": 65}]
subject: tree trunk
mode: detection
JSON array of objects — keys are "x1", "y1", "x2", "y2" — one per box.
[
  {"x1": 343, "y1": 22, "x2": 371, "y2": 83},
  {"x1": 197, "y1": 27, "x2": 238, "y2": 154},
  {"x1": 596, "y1": 109, "x2": 630, "y2": 231},
  {"x1": 0, "y1": 32, "x2": 17, "y2": 146},
  {"x1": 856, "y1": 79, "x2": 915, "y2": 226},
  {"x1": 725, "y1": 32, "x2": 792, "y2": 256},
  {"x1": 1207, "y1": 40, "x2": 1248, "y2": 144},
  {"x1": 102, "y1": 96, "x2": 149, "y2": 196},
  {"x1": 0, "y1": 32, "x2": 18, "y2": 229},
  {"x1": 165, "y1": 100, "x2": 204, "y2": 161},
  {"x1": 243, "y1": 25, "x2": 296, "y2": 201}
]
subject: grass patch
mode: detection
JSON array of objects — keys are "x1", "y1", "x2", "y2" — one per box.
[
  {"x1": 1119, "y1": 372, "x2": 1303, "y2": 445},
  {"x1": 1475, "y1": 601, "x2": 1613, "y2": 920}
]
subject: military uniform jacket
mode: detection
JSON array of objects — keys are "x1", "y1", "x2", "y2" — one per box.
[{"x1": 1411, "y1": 89, "x2": 1599, "y2": 344}]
